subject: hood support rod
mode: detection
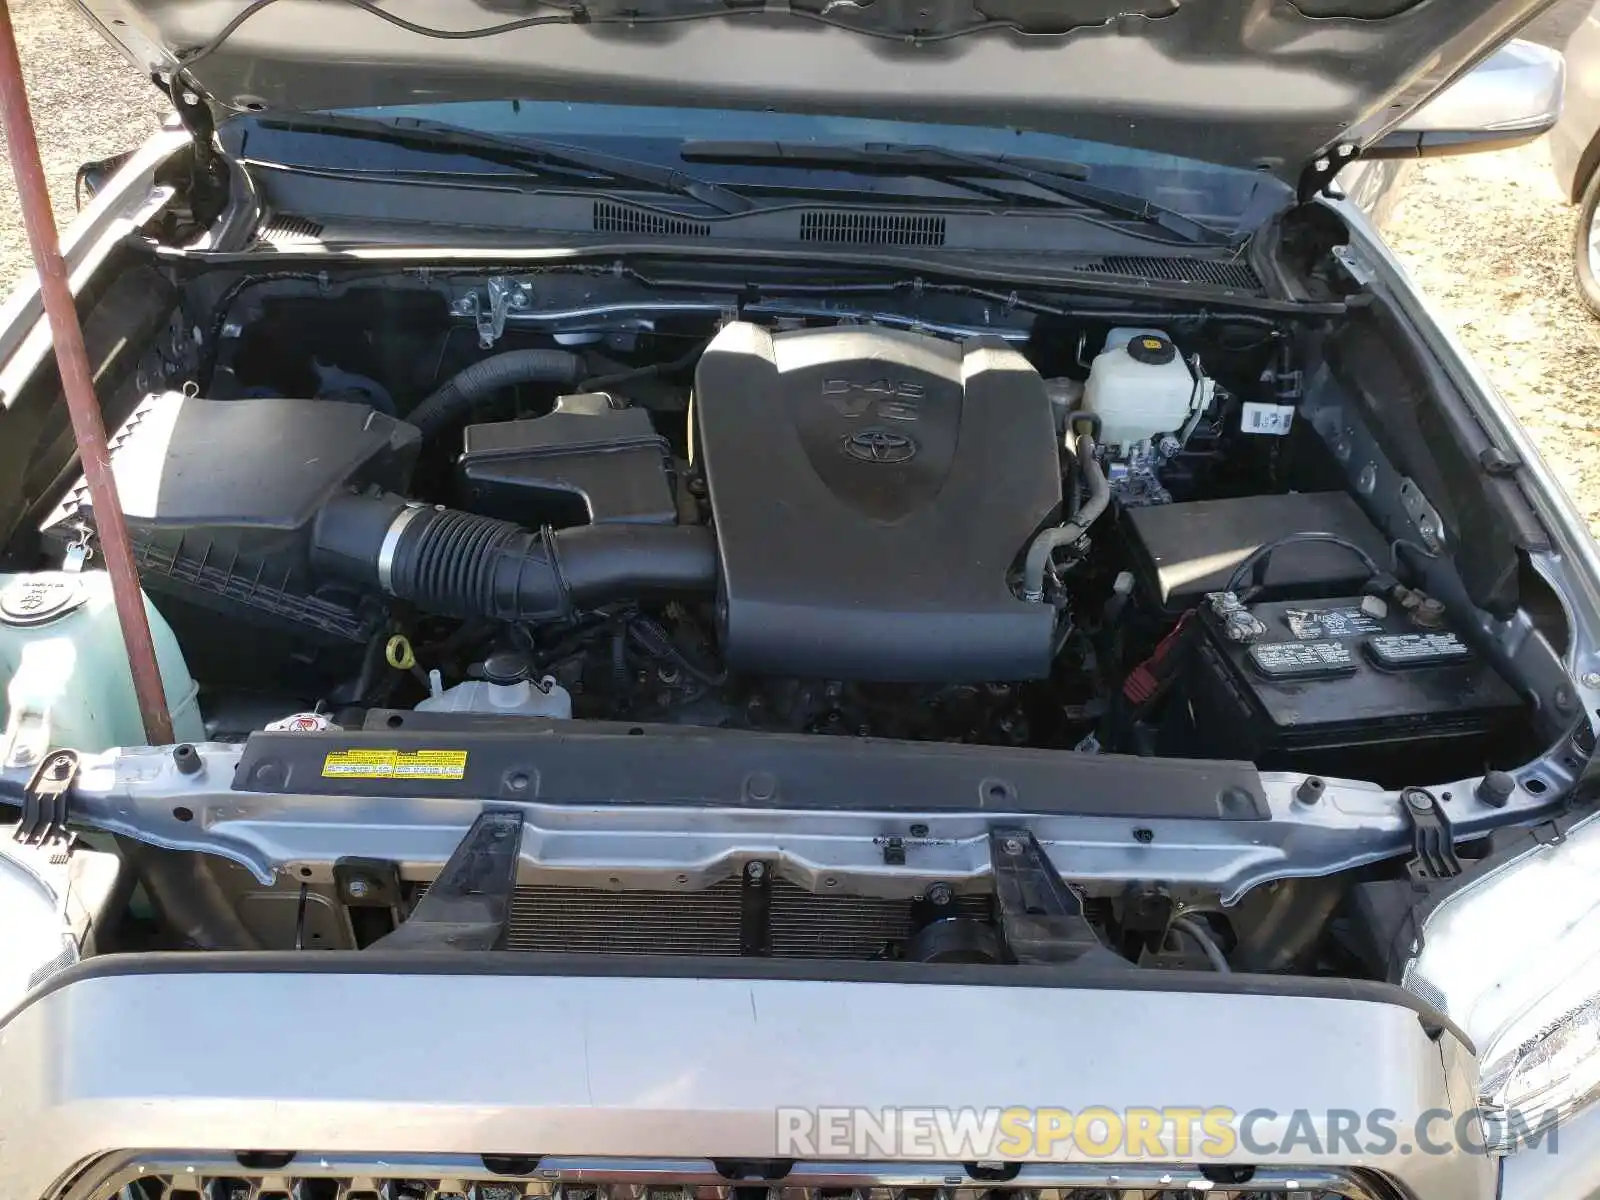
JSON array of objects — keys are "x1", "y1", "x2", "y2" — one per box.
[{"x1": 0, "y1": 0, "x2": 174, "y2": 745}]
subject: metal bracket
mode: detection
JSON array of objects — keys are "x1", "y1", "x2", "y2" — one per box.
[
  {"x1": 1398, "y1": 477, "x2": 1447, "y2": 553},
  {"x1": 1296, "y1": 143, "x2": 1359, "y2": 204},
  {"x1": 15, "y1": 749, "x2": 77, "y2": 847},
  {"x1": 165, "y1": 75, "x2": 228, "y2": 227},
  {"x1": 1402, "y1": 788, "x2": 1461, "y2": 884},
  {"x1": 989, "y1": 827, "x2": 1112, "y2": 963},
  {"x1": 334, "y1": 857, "x2": 403, "y2": 907},
  {"x1": 369, "y1": 810, "x2": 524, "y2": 951},
  {"x1": 1330, "y1": 244, "x2": 1375, "y2": 290},
  {"x1": 462, "y1": 276, "x2": 530, "y2": 349},
  {"x1": 739, "y1": 860, "x2": 773, "y2": 956}
]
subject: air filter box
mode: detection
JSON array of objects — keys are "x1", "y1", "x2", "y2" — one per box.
[{"x1": 40, "y1": 391, "x2": 420, "y2": 645}]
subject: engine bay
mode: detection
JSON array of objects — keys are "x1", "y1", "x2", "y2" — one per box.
[
  {"x1": 13, "y1": 273, "x2": 1540, "y2": 776},
  {"x1": 0, "y1": 257, "x2": 1575, "y2": 977}
]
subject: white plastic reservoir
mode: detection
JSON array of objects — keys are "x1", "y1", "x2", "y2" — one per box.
[
  {"x1": 0, "y1": 571, "x2": 204, "y2": 767},
  {"x1": 1082, "y1": 328, "x2": 1201, "y2": 453},
  {"x1": 416, "y1": 674, "x2": 573, "y2": 719}
]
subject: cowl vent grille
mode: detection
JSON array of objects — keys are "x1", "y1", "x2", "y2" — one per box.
[
  {"x1": 257, "y1": 214, "x2": 325, "y2": 246},
  {"x1": 1079, "y1": 254, "x2": 1261, "y2": 291},
  {"x1": 800, "y1": 210, "x2": 946, "y2": 246},
  {"x1": 592, "y1": 201, "x2": 711, "y2": 238}
]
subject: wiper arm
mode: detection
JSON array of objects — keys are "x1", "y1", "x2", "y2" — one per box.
[
  {"x1": 253, "y1": 113, "x2": 755, "y2": 215},
  {"x1": 681, "y1": 140, "x2": 1235, "y2": 245}
]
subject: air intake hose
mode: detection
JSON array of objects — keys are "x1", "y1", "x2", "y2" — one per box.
[
  {"x1": 311, "y1": 492, "x2": 718, "y2": 622},
  {"x1": 405, "y1": 348, "x2": 585, "y2": 437}
]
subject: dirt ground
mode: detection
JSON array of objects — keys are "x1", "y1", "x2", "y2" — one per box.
[
  {"x1": 1384, "y1": 142, "x2": 1600, "y2": 533},
  {"x1": 0, "y1": 0, "x2": 168, "y2": 285},
  {"x1": 2, "y1": 0, "x2": 1600, "y2": 530}
]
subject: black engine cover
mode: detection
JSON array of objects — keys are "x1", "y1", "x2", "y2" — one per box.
[{"x1": 693, "y1": 322, "x2": 1060, "y2": 682}]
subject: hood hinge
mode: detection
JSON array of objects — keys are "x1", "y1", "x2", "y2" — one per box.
[
  {"x1": 166, "y1": 75, "x2": 230, "y2": 228},
  {"x1": 1297, "y1": 142, "x2": 1359, "y2": 205}
]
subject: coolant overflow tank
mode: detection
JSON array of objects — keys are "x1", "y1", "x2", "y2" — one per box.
[{"x1": 0, "y1": 572, "x2": 204, "y2": 766}]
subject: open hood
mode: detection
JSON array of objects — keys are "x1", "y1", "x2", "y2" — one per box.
[{"x1": 79, "y1": 0, "x2": 1557, "y2": 183}]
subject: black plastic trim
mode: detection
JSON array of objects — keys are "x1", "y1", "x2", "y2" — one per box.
[{"x1": 232, "y1": 722, "x2": 1267, "y2": 819}]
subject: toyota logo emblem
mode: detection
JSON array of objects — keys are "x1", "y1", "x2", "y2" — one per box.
[{"x1": 843, "y1": 429, "x2": 917, "y2": 464}]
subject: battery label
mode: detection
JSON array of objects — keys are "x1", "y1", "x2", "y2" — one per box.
[
  {"x1": 1283, "y1": 606, "x2": 1384, "y2": 639},
  {"x1": 321, "y1": 748, "x2": 468, "y2": 780},
  {"x1": 1248, "y1": 639, "x2": 1355, "y2": 680},
  {"x1": 1366, "y1": 632, "x2": 1473, "y2": 669}
]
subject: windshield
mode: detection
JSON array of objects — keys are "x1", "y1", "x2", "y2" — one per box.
[{"x1": 278, "y1": 99, "x2": 1284, "y2": 226}]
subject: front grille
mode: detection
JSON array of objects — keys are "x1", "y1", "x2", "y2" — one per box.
[
  {"x1": 1077, "y1": 254, "x2": 1261, "y2": 291},
  {"x1": 507, "y1": 879, "x2": 985, "y2": 959},
  {"x1": 85, "y1": 1155, "x2": 1384, "y2": 1200},
  {"x1": 593, "y1": 201, "x2": 712, "y2": 238},
  {"x1": 799, "y1": 210, "x2": 947, "y2": 246}
]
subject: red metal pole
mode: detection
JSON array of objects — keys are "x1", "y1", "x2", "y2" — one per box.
[{"x1": 0, "y1": 0, "x2": 174, "y2": 744}]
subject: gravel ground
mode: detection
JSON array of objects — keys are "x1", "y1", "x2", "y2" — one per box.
[
  {"x1": 1384, "y1": 142, "x2": 1600, "y2": 532},
  {"x1": 2, "y1": 1, "x2": 1600, "y2": 529},
  {"x1": 0, "y1": 0, "x2": 168, "y2": 290}
]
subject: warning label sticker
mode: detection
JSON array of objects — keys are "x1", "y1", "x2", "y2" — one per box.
[
  {"x1": 1248, "y1": 639, "x2": 1355, "y2": 680},
  {"x1": 1283, "y1": 606, "x2": 1384, "y2": 640},
  {"x1": 321, "y1": 748, "x2": 468, "y2": 780}
]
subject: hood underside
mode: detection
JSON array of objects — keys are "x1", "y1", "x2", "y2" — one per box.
[{"x1": 81, "y1": 0, "x2": 1556, "y2": 183}]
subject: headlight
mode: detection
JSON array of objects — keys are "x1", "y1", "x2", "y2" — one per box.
[{"x1": 1404, "y1": 809, "x2": 1600, "y2": 1154}]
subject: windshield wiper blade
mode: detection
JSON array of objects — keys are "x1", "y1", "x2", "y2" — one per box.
[
  {"x1": 680, "y1": 140, "x2": 1235, "y2": 245},
  {"x1": 253, "y1": 113, "x2": 755, "y2": 215}
]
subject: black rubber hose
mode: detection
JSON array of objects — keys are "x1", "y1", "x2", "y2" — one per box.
[
  {"x1": 405, "y1": 348, "x2": 584, "y2": 437},
  {"x1": 311, "y1": 492, "x2": 718, "y2": 622},
  {"x1": 1021, "y1": 430, "x2": 1110, "y2": 601}
]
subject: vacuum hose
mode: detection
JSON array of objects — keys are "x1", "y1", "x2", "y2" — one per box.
[
  {"x1": 1021, "y1": 429, "x2": 1110, "y2": 602},
  {"x1": 312, "y1": 492, "x2": 718, "y2": 622},
  {"x1": 405, "y1": 348, "x2": 585, "y2": 437}
]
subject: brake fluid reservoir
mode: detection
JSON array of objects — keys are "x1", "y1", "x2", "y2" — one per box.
[
  {"x1": 1082, "y1": 328, "x2": 1199, "y2": 453},
  {"x1": 0, "y1": 572, "x2": 204, "y2": 767}
]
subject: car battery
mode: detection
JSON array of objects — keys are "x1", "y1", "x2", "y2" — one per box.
[{"x1": 1171, "y1": 593, "x2": 1525, "y2": 782}]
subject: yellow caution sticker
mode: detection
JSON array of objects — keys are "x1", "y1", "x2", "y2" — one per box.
[{"x1": 321, "y1": 748, "x2": 468, "y2": 781}]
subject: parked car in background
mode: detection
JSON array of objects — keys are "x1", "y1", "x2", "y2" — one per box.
[{"x1": 1551, "y1": 0, "x2": 1600, "y2": 313}]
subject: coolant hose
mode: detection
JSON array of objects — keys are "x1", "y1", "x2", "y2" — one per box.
[
  {"x1": 1022, "y1": 431, "x2": 1110, "y2": 602},
  {"x1": 311, "y1": 492, "x2": 718, "y2": 621},
  {"x1": 405, "y1": 348, "x2": 584, "y2": 437}
]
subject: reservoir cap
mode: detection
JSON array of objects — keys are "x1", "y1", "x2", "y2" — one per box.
[{"x1": 0, "y1": 575, "x2": 86, "y2": 627}]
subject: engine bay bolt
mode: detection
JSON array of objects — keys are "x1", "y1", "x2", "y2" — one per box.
[
  {"x1": 909, "y1": 823, "x2": 929, "y2": 838},
  {"x1": 1295, "y1": 776, "x2": 1325, "y2": 805},
  {"x1": 1405, "y1": 790, "x2": 1434, "y2": 814},
  {"x1": 745, "y1": 861, "x2": 765, "y2": 881},
  {"x1": 1582, "y1": 672, "x2": 1600, "y2": 689},
  {"x1": 347, "y1": 878, "x2": 370, "y2": 899},
  {"x1": 1002, "y1": 837, "x2": 1024, "y2": 855},
  {"x1": 1476, "y1": 770, "x2": 1516, "y2": 809},
  {"x1": 926, "y1": 882, "x2": 953, "y2": 906}
]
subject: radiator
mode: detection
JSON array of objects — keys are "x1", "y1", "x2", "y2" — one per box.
[{"x1": 505, "y1": 879, "x2": 985, "y2": 959}]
